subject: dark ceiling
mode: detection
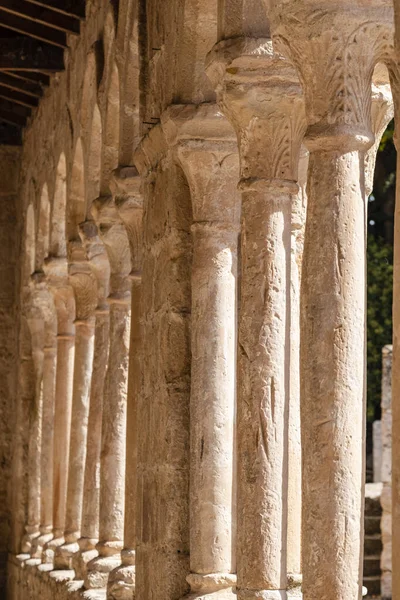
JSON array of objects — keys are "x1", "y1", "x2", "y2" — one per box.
[{"x1": 0, "y1": 0, "x2": 86, "y2": 145}]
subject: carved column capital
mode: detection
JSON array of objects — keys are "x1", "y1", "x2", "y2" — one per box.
[
  {"x1": 91, "y1": 196, "x2": 132, "y2": 302},
  {"x1": 206, "y1": 37, "x2": 306, "y2": 186},
  {"x1": 24, "y1": 272, "x2": 57, "y2": 352},
  {"x1": 270, "y1": 0, "x2": 394, "y2": 152},
  {"x1": 68, "y1": 241, "x2": 98, "y2": 322},
  {"x1": 43, "y1": 257, "x2": 76, "y2": 336},
  {"x1": 78, "y1": 221, "x2": 111, "y2": 312},
  {"x1": 111, "y1": 168, "x2": 143, "y2": 278},
  {"x1": 162, "y1": 103, "x2": 240, "y2": 225}
]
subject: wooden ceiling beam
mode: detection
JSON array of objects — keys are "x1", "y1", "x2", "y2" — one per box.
[
  {"x1": 0, "y1": 84, "x2": 39, "y2": 108},
  {"x1": 0, "y1": 72, "x2": 43, "y2": 97},
  {"x1": 7, "y1": 71, "x2": 50, "y2": 86},
  {"x1": 0, "y1": 38, "x2": 64, "y2": 72},
  {"x1": 0, "y1": 12, "x2": 67, "y2": 48},
  {"x1": 25, "y1": 0, "x2": 86, "y2": 20},
  {"x1": 0, "y1": 121, "x2": 22, "y2": 144},
  {"x1": 0, "y1": 108, "x2": 27, "y2": 128},
  {"x1": 0, "y1": 0, "x2": 80, "y2": 35}
]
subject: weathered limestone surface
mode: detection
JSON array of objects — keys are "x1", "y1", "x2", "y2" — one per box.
[
  {"x1": 207, "y1": 23, "x2": 305, "y2": 597},
  {"x1": 163, "y1": 104, "x2": 240, "y2": 599},
  {"x1": 134, "y1": 127, "x2": 192, "y2": 600}
]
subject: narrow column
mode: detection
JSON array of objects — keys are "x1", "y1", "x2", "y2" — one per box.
[
  {"x1": 207, "y1": 37, "x2": 305, "y2": 599},
  {"x1": 287, "y1": 146, "x2": 308, "y2": 592},
  {"x1": 270, "y1": 3, "x2": 392, "y2": 598},
  {"x1": 107, "y1": 169, "x2": 143, "y2": 600},
  {"x1": 85, "y1": 196, "x2": 131, "y2": 590},
  {"x1": 74, "y1": 221, "x2": 111, "y2": 579},
  {"x1": 32, "y1": 279, "x2": 58, "y2": 559},
  {"x1": 20, "y1": 275, "x2": 48, "y2": 556},
  {"x1": 43, "y1": 258, "x2": 76, "y2": 562},
  {"x1": 162, "y1": 105, "x2": 239, "y2": 599},
  {"x1": 54, "y1": 242, "x2": 98, "y2": 569}
]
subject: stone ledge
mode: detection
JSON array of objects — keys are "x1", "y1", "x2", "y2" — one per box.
[{"x1": 8, "y1": 554, "x2": 107, "y2": 600}]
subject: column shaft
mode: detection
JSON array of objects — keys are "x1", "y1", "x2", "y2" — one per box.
[
  {"x1": 55, "y1": 317, "x2": 95, "y2": 568},
  {"x1": 237, "y1": 182, "x2": 291, "y2": 597},
  {"x1": 53, "y1": 333, "x2": 75, "y2": 542},
  {"x1": 189, "y1": 223, "x2": 237, "y2": 584},
  {"x1": 75, "y1": 310, "x2": 109, "y2": 577},
  {"x1": 86, "y1": 298, "x2": 130, "y2": 589},
  {"x1": 301, "y1": 150, "x2": 365, "y2": 600},
  {"x1": 35, "y1": 346, "x2": 57, "y2": 556}
]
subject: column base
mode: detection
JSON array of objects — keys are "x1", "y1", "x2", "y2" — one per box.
[
  {"x1": 107, "y1": 565, "x2": 135, "y2": 600},
  {"x1": 31, "y1": 531, "x2": 54, "y2": 559},
  {"x1": 54, "y1": 540, "x2": 80, "y2": 569},
  {"x1": 85, "y1": 553, "x2": 122, "y2": 590},
  {"x1": 73, "y1": 538, "x2": 99, "y2": 580},
  {"x1": 42, "y1": 535, "x2": 65, "y2": 565},
  {"x1": 185, "y1": 573, "x2": 237, "y2": 600},
  {"x1": 287, "y1": 574, "x2": 302, "y2": 598},
  {"x1": 236, "y1": 590, "x2": 287, "y2": 600},
  {"x1": 21, "y1": 529, "x2": 40, "y2": 554}
]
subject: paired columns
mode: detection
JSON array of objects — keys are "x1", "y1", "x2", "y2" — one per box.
[
  {"x1": 21, "y1": 274, "x2": 57, "y2": 559},
  {"x1": 54, "y1": 242, "x2": 98, "y2": 568},
  {"x1": 107, "y1": 168, "x2": 143, "y2": 600},
  {"x1": 162, "y1": 104, "x2": 240, "y2": 599},
  {"x1": 74, "y1": 221, "x2": 111, "y2": 579},
  {"x1": 43, "y1": 258, "x2": 76, "y2": 562},
  {"x1": 270, "y1": 2, "x2": 393, "y2": 598},
  {"x1": 85, "y1": 196, "x2": 132, "y2": 589},
  {"x1": 207, "y1": 36, "x2": 305, "y2": 599}
]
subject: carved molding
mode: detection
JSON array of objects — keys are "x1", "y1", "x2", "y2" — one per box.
[
  {"x1": 91, "y1": 196, "x2": 131, "y2": 298},
  {"x1": 206, "y1": 37, "x2": 306, "y2": 183},
  {"x1": 270, "y1": 1, "x2": 395, "y2": 151},
  {"x1": 68, "y1": 241, "x2": 98, "y2": 321}
]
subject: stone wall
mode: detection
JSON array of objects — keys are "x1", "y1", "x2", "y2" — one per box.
[{"x1": 0, "y1": 147, "x2": 21, "y2": 595}]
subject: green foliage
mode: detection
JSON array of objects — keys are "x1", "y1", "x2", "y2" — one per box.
[{"x1": 367, "y1": 233, "x2": 393, "y2": 422}]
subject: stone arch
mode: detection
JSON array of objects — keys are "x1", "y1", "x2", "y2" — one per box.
[
  {"x1": 35, "y1": 183, "x2": 50, "y2": 271},
  {"x1": 50, "y1": 152, "x2": 67, "y2": 258},
  {"x1": 87, "y1": 103, "x2": 102, "y2": 212},
  {"x1": 101, "y1": 61, "x2": 120, "y2": 194},
  {"x1": 68, "y1": 138, "x2": 86, "y2": 241},
  {"x1": 24, "y1": 201, "x2": 36, "y2": 280}
]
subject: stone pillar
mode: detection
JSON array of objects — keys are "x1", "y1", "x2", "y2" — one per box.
[
  {"x1": 85, "y1": 196, "x2": 131, "y2": 590},
  {"x1": 106, "y1": 169, "x2": 143, "y2": 600},
  {"x1": 287, "y1": 146, "x2": 308, "y2": 592},
  {"x1": 31, "y1": 279, "x2": 58, "y2": 559},
  {"x1": 21, "y1": 274, "x2": 55, "y2": 557},
  {"x1": 54, "y1": 242, "x2": 98, "y2": 569},
  {"x1": 74, "y1": 221, "x2": 111, "y2": 579},
  {"x1": 207, "y1": 37, "x2": 305, "y2": 599},
  {"x1": 162, "y1": 104, "x2": 240, "y2": 599},
  {"x1": 269, "y1": 3, "x2": 393, "y2": 598},
  {"x1": 43, "y1": 258, "x2": 76, "y2": 561}
]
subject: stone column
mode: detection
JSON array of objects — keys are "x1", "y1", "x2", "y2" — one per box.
[
  {"x1": 43, "y1": 258, "x2": 76, "y2": 561},
  {"x1": 381, "y1": 345, "x2": 392, "y2": 599},
  {"x1": 106, "y1": 169, "x2": 143, "y2": 600},
  {"x1": 31, "y1": 279, "x2": 58, "y2": 559},
  {"x1": 73, "y1": 221, "x2": 111, "y2": 579},
  {"x1": 207, "y1": 38, "x2": 305, "y2": 599},
  {"x1": 270, "y1": 3, "x2": 393, "y2": 598},
  {"x1": 287, "y1": 146, "x2": 308, "y2": 592},
  {"x1": 162, "y1": 104, "x2": 239, "y2": 599},
  {"x1": 20, "y1": 274, "x2": 52, "y2": 556},
  {"x1": 85, "y1": 196, "x2": 131, "y2": 590},
  {"x1": 54, "y1": 242, "x2": 98, "y2": 569}
]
